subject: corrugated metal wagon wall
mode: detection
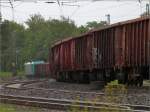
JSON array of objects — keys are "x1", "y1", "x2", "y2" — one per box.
[
  {"x1": 52, "y1": 46, "x2": 61, "y2": 71},
  {"x1": 61, "y1": 41, "x2": 72, "y2": 71},
  {"x1": 115, "y1": 26, "x2": 124, "y2": 68},
  {"x1": 93, "y1": 28, "x2": 115, "y2": 69},
  {"x1": 120, "y1": 19, "x2": 150, "y2": 67},
  {"x1": 75, "y1": 36, "x2": 87, "y2": 70}
]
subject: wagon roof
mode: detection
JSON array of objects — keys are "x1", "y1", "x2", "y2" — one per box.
[{"x1": 52, "y1": 16, "x2": 150, "y2": 47}]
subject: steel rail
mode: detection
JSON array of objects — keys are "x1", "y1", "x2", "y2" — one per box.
[
  {"x1": 2, "y1": 79, "x2": 47, "y2": 87},
  {"x1": 0, "y1": 94, "x2": 131, "y2": 111},
  {"x1": 0, "y1": 94, "x2": 150, "y2": 111}
]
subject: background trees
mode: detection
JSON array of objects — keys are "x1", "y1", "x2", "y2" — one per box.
[
  {"x1": 0, "y1": 14, "x2": 107, "y2": 72},
  {"x1": 1, "y1": 20, "x2": 25, "y2": 71}
]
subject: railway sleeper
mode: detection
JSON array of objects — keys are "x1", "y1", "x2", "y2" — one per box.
[
  {"x1": 1, "y1": 94, "x2": 150, "y2": 111},
  {"x1": 0, "y1": 98, "x2": 132, "y2": 112}
]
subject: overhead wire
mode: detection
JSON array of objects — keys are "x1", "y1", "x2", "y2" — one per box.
[
  {"x1": 56, "y1": 0, "x2": 64, "y2": 17},
  {"x1": 83, "y1": 2, "x2": 140, "y2": 13},
  {"x1": 110, "y1": 1, "x2": 146, "y2": 20},
  {"x1": 69, "y1": 1, "x2": 140, "y2": 22},
  {"x1": 1, "y1": 3, "x2": 30, "y2": 22},
  {"x1": 69, "y1": 1, "x2": 94, "y2": 18},
  {"x1": 70, "y1": 1, "x2": 147, "y2": 19},
  {"x1": 8, "y1": 0, "x2": 14, "y2": 21},
  {"x1": 114, "y1": 3, "x2": 146, "y2": 20},
  {"x1": 1, "y1": 3, "x2": 61, "y2": 21},
  {"x1": 69, "y1": 1, "x2": 141, "y2": 21},
  {"x1": 1, "y1": 4, "x2": 11, "y2": 7},
  {"x1": 14, "y1": 2, "x2": 23, "y2": 8},
  {"x1": 0, "y1": 0, "x2": 149, "y2": 24}
]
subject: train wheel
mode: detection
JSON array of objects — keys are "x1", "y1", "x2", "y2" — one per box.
[
  {"x1": 83, "y1": 74, "x2": 90, "y2": 84},
  {"x1": 139, "y1": 80, "x2": 143, "y2": 87},
  {"x1": 105, "y1": 71, "x2": 111, "y2": 83},
  {"x1": 117, "y1": 72, "x2": 126, "y2": 84},
  {"x1": 139, "y1": 76, "x2": 143, "y2": 87}
]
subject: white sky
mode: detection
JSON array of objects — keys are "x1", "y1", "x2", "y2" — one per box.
[{"x1": 1, "y1": 1, "x2": 149, "y2": 26}]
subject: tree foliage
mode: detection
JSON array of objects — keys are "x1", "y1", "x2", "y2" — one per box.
[
  {"x1": 86, "y1": 21, "x2": 108, "y2": 29},
  {"x1": 1, "y1": 20, "x2": 25, "y2": 71},
  {"x1": 0, "y1": 14, "x2": 107, "y2": 71}
]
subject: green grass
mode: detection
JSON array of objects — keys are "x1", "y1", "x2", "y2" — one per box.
[
  {"x1": 0, "y1": 72, "x2": 12, "y2": 78},
  {"x1": 0, "y1": 104, "x2": 16, "y2": 112},
  {"x1": 0, "y1": 71, "x2": 25, "y2": 78},
  {"x1": 0, "y1": 104, "x2": 42, "y2": 112}
]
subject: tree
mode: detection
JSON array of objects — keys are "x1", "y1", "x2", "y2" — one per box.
[
  {"x1": 0, "y1": 14, "x2": 108, "y2": 72},
  {"x1": 86, "y1": 21, "x2": 108, "y2": 30},
  {"x1": 77, "y1": 25, "x2": 88, "y2": 33},
  {"x1": 1, "y1": 20, "x2": 25, "y2": 71},
  {"x1": 23, "y1": 14, "x2": 81, "y2": 63}
]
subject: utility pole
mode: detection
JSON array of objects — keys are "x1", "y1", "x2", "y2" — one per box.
[
  {"x1": 0, "y1": 0, "x2": 2, "y2": 72},
  {"x1": 106, "y1": 14, "x2": 110, "y2": 25},
  {"x1": 149, "y1": 0, "x2": 150, "y2": 14},
  {"x1": 146, "y1": 3, "x2": 149, "y2": 15},
  {"x1": 7, "y1": 0, "x2": 17, "y2": 75},
  {"x1": 149, "y1": 0, "x2": 150, "y2": 80},
  {"x1": 9, "y1": 0, "x2": 14, "y2": 21},
  {"x1": 12, "y1": 31, "x2": 16, "y2": 75}
]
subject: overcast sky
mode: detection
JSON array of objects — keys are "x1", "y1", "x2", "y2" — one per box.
[{"x1": 1, "y1": 1, "x2": 149, "y2": 26}]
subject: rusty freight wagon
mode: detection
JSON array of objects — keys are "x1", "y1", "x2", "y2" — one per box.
[
  {"x1": 51, "y1": 17, "x2": 150, "y2": 86},
  {"x1": 34, "y1": 63, "x2": 51, "y2": 77}
]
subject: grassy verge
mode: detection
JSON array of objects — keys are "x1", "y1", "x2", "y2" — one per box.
[
  {"x1": 0, "y1": 71, "x2": 25, "y2": 80},
  {"x1": 0, "y1": 103, "x2": 43, "y2": 112},
  {"x1": 0, "y1": 72, "x2": 12, "y2": 78},
  {"x1": 0, "y1": 104, "x2": 16, "y2": 112}
]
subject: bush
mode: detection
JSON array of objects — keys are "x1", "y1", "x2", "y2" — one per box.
[{"x1": 68, "y1": 81, "x2": 129, "y2": 112}]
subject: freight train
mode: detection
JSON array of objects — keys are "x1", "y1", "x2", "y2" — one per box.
[
  {"x1": 25, "y1": 61, "x2": 51, "y2": 77},
  {"x1": 50, "y1": 17, "x2": 150, "y2": 86}
]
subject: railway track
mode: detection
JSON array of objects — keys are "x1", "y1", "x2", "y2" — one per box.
[
  {"x1": 2, "y1": 79, "x2": 149, "y2": 96},
  {"x1": 1, "y1": 94, "x2": 149, "y2": 112},
  {"x1": 0, "y1": 80, "x2": 149, "y2": 111},
  {"x1": 1, "y1": 79, "x2": 48, "y2": 88},
  {"x1": 1, "y1": 81, "x2": 105, "y2": 96},
  {"x1": 2, "y1": 85, "x2": 149, "y2": 98}
]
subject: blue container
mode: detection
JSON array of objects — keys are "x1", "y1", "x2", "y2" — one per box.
[{"x1": 25, "y1": 61, "x2": 44, "y2": 76}]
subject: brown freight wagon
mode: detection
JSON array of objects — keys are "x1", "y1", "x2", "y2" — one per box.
[
  {"x1": 35, "y1": 63, "x2": 51, "y2": 77},
  {"x1": 51, "y1": 17, "x2": 150, "y2": 86}
]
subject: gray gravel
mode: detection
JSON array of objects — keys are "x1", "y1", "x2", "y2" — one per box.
[{"x1": 0, "y1": 80, "x2": 150, "y2": 106}]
